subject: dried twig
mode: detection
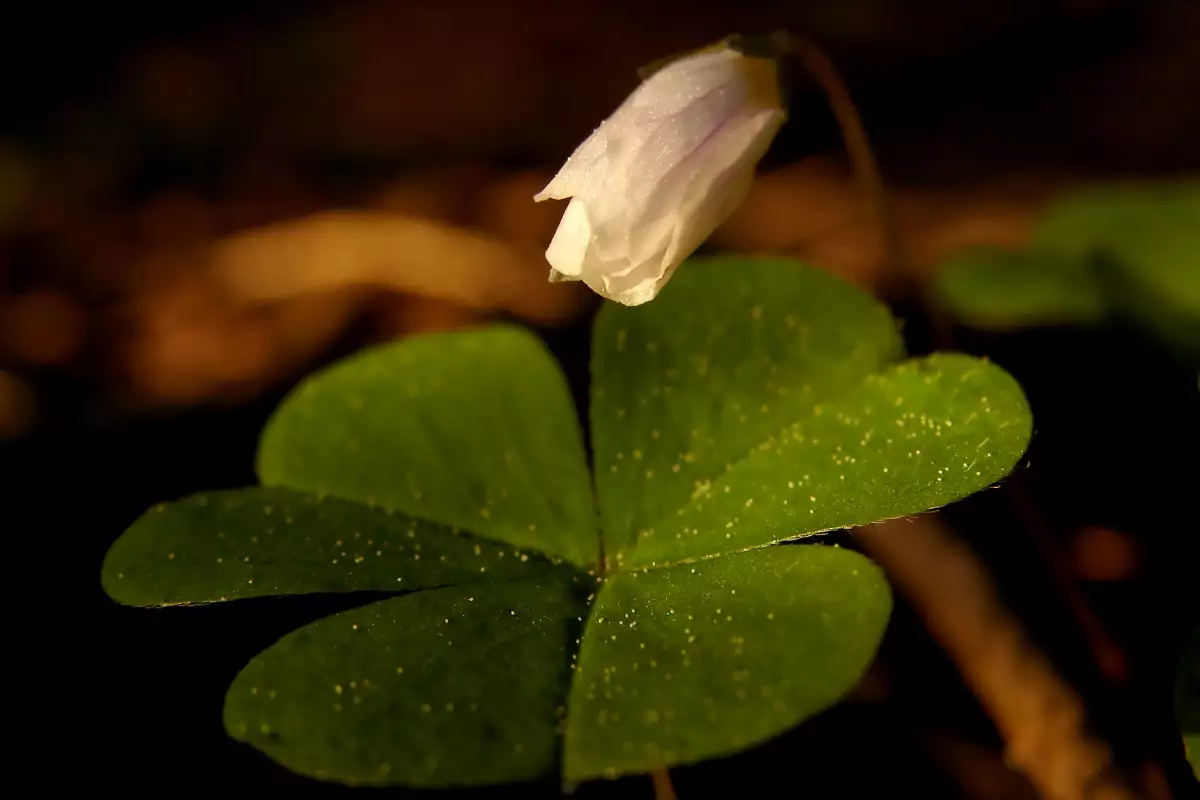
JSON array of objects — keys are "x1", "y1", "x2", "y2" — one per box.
[
  {"x1": 858, "y1": 517, "x2": 1138, "y2": 800},
  {"x1": 924, "y1": 733, "x2": 1040, "y2": 800}
]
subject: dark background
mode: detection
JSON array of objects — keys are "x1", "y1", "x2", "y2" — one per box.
[{"x1": 5, "y1": 0, "x2": 1199, "y2": 796}]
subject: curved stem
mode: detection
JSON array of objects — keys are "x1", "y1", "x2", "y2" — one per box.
[
  {"x1": 782, "y1": 33, "x2": 907, "y2": 277},
  {"x1": 780, "y1": 31, "x2": 955, "y2": 345}
]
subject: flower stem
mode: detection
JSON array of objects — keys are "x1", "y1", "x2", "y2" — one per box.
[
  {"x1": 780, "y1": 32, "x2": 956, "y2": 346},
  {"x1": 651, "y1": 768, "x2": 678, "y2": 800},
  {"x1": 781, "y1": 33, "x2": 907, "y2": 277}
]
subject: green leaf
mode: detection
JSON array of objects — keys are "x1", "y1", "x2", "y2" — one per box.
[
  {"x1": 564, "y1": 544, "x2": 890, "y2": 780},
  {"x1": 1035, "y1": 180, "x2": 1199, "y2": 266},
  {"x1": 623, "y1": 353, "x2": 1030, "y2": 569},
  {"x1": 224, "y1": 574, "x2": 590, "y2": 787},
  {"x1": 591, "y1": 257, "x2": 1030, "y2": 570},
  {"x1": 102, "y1": 487, "x2": 561, "y2": 607},
  {"x1": 931, "y1": 248, "x2": 1107, "y2": 328},
  {"x1": 1179, "y1": 627, "x2": 1200, "y2": 778},
  {"x1": 591, "y1": 256, "x2": 904, "y2": 562},
  {"x1": 258, "y1": 325, "x2": 600, "y2": 568},
  {"x1": 1037, "y1": 181, "x2": 1200, "y2": 357},
  {"x1": 931, "y1": 181, "x2": 1200, "y2": 360}
]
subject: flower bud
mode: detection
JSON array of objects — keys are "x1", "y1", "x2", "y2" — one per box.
[{"x1": 535, "y1": 39, "x2": 786, "y2": 305}]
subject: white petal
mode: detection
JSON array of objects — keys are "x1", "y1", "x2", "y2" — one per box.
[
  {"x1": 543, "y1": 197, "x2": 593, "y2": 278},
  {"x1": 533, "y1": 126, "x2": 611, "y2": 203},
  {"x1": 627, "y1": 49, "x2": 747, "y2": 115},
  {"x1": 543, "y1": 200, "x2": 629, "y2": 302},
  {"x1": 591, "y1": 107, "x2": 784, "y2": 306},
  {"x1": 535, "y1": 42, "x2": 786, "y2": 306},
  {"x1": 534, "y1": 49, "x2": 747, "y2": 206},
  {"x1": 660, "y1": 107, "x2": 785, "y2": 268}
]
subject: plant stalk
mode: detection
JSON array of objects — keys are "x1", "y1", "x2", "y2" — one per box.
[
  {"x1": 651, "y1": 768, "x2": 678, "y2": 800},
  {"x1": 784, "y1": 30, "x2": 1150, "y2": 800}
]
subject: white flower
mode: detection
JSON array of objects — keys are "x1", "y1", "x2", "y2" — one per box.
[{"x1": 534, "y1": 40, "x2": 787, "y2": 306}]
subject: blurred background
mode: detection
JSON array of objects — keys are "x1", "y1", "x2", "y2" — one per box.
[{"x1": 5, "y1": 0, "x2": 1198, "y2": 796}]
